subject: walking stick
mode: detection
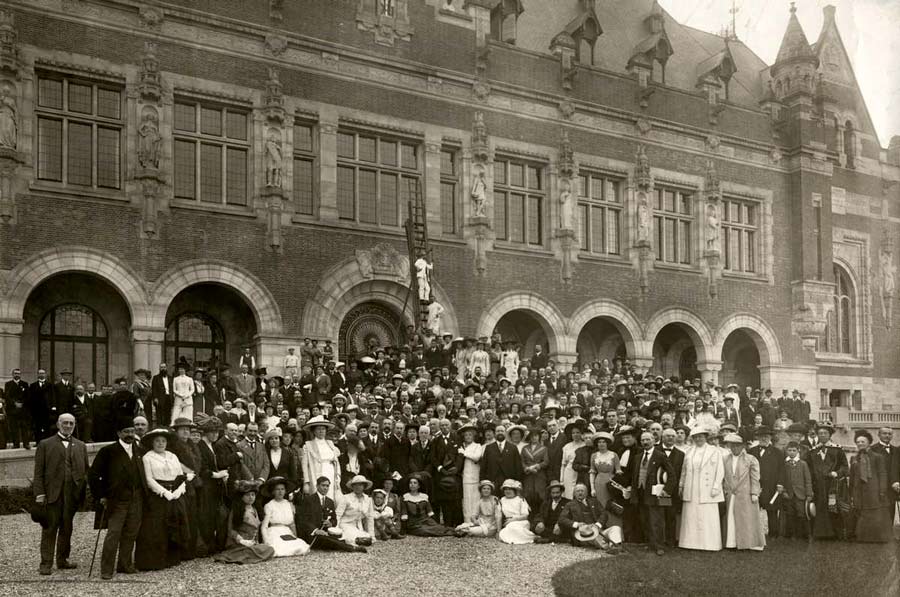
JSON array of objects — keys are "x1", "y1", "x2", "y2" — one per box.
[{"x1": 88, "y1": 506, "x2": 108, "y2": 578}]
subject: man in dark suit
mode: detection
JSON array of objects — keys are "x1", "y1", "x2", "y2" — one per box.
[
  {"x1": 214, "y1": 422, "x2": 245, "y2": 496},
  {"x1": 659, "y1": 428, "x2": 684, "y2": 547},
  {"x1": 149, "y1": 363, "x2": 172, "y2": 428},
  {"x1": 4, "y1": 368, "x2": 30, "y2": 448},
  {"x1": 53, "y1": 370, "x2": 75, "y2": 419},
  {"x1": 430, "y1": 418, "x2": 461, "y2": 526},
  {"x1": 630, "y1": 431, "x2": 676, "y2": 555},
  {"x1": 330, "y1": 362, "x2": 348, "y2": 392},
  {"x1": 409, "y1": 424, "x2": 433, "y2": 494},
  {"x1": 558, "y1": 483, "x2": 619, "y2": 551},
  {"x1": 69, "y1": 383, "x2": 94, "y2": 443},
  {"x1": 530, "y1": 344, "x2": 549, "y2": 370},
  {"x1": 871, "y1": 427, "x2": 900, "y2": 524},
  {"x1": 534, "y1": 480, "x2": 570, "y2": 543},
  {"x1": 294, "y1": 477, "x2": 365, "y2": 552},
  {"x1": 28, "y1": 369, "x2": 55, "y2": 442},
  {"x1": 545, "y1": 419, "x2": 566, "y2": 483},
  {"x1": 747, "y1": 426, "x2": 784, "y2": 537},
  {"x1": 481, "y1": 424, "x2": 524, "y2": 490},
  {"x1": 32, "y1": 413, "x2": 88, "y2": 575},
  {"x1": 384, "y1": 420, "x2": 411, "y2": 492},
  {"x1": 87, "y1": 416, "x2": 145, "y2": 579}
]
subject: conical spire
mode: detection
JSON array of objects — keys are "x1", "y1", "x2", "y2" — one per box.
[{"x1": 775, "y1": 2, "x2": 815, "y2": 64}]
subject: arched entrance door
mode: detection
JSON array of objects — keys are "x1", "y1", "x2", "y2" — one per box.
[
  {"x1": 652, "y1": 323, "x2": 700, "y2": 381},
  {"x1": 493, "y1": 310, "x2": 549, "y2": 361},
  {"x1": 165, "y1": 313, "x2": 226, "y2": 372},
  {"x1": 720, "y1": 329, "x2": 761, "y2": 390},
  {"x1": 339, "y1": 302, "x2": 403, "y2": 361},
  {"x1": 575, "y1": 317, "x2": 629, "y2": 368}
]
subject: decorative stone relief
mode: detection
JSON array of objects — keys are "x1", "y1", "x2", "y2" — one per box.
[
  {"x1": 467, "y1": 111, "x2": 493, "y2": 276},
  {"x1": 630, "y1": 145, "x2": 654, "y2": 298},
  {"x1": 269, "y1": 0, "x2": 284, "y2": 22},
  {"x1": 264, "y1": 33, "x2": 288, "y2": 56},
  {"x1": 139, "y1": 5, "x2": 163, "y2": 30},
  {"x1": 555, "y1": 131, "x2": 577, "y2": 284},
  {"x1": 558, "y1": 100, "x2": 575, "y2": 120},
  {"x1": 356, "y1": 0, "x2": 414, "y2": 47},
  {"x1": 263, "y1": 67, "x2": 284, "y2": 125},
  {"x1": 0, "y1": 10, "x2": 20, "y2": 224},
  {"x1": 702, "y1": 161, "x2": 722, "y2": 299},
  {"x1": 636, "y1": 117, "x2": 652, "y2": 136},
  {"x1": 135, "y1": 41, "x2": 164, "y2": 238},
  {"x1": 791, "y1": 280, "x2": 834, "y2": 351},
  {"x1": 472, "y1": 80, "x2": 491, "y2": 101},
  {"x1": 356, "y1": 243, "x2": 409, "y2": 280},
  {"x1": 877, "y1": 233, "x2": 895, "y2": 329}
]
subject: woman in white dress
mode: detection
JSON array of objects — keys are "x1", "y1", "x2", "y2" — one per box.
[
  {"x1": 336, "y1": 475, "x2": 375, "y2": 547},
  {"x1": 560, "y1": 421, "x2": 587, "y2": 499},
  {"x1": 497, "y1": 480, "x2": 536, "y2": 545},
  {"x1": 301, "y1": 415, "x2": 341, "y2": 501},
  {"x1": 261, "y1": 476, "x2": 310, "y2": 557},
  {"x1": 455, "y1": 480, "x2": 502, "y2": 537},
  {"x1": 678, "y1": 427, "x2": 724, "y2": 551},
  {"x1": 458, "y1": 423, "x2": 484, "y2": 521}
]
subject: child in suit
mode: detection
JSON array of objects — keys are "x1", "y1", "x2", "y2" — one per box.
[
  {"x1": 372, "y1": 489, "x2": 403, "y2": 540},
  {"x1": 779, "y1": 442, "x2": 813, "y2": 539}
]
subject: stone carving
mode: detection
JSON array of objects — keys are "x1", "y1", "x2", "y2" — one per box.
[
  {"x1": 264, "y1": 33, "x2": 289, "y2": 56},
  {"x1": 471, "y1": 111, "x2": 489, "y2": 161},
  {"x1": 138, "y1": 41, "x2": 161, "y2": 102},
  {"x1": 0, "y1": 79, "x2": 15, "y2": 150},
  {"x1": 635, "y1": 144, "x2": 651, "y2": 189},
  {"x1": 473, "y1": 80, "x2": 491, "y2": 101},
  {"x1": 558, "y1": 177, "x2": 574, "y2": 230},
  {"x1": 137, "y1": 105, "x2": 160, "y2": 169},
  {"x1": 426, "y1": 301, "x2": 445, "y2": 335},
  {"x1": 471, "y1": 164, "x2": 487, "y2": 217},
  {"x1": 635, "y1": 191, "x2": 651, "y2": 245},
  {"x1": 705, "y1": 202, "x2": 720, "y2": 252},
  {"x1": 558, "y1": 100, "x2": 575, "y2": 120},
  {"x1": 0, "y1": 10, "x2": 20, "y2": 78},
  {"x1": 264, "y1": 67, "x2": 285, "y2": 125},
  {"x1": 878, "y1": 236, "x2": 895, "y2": 329},
  {"x1": 356, "y1": 0, "x2": 413, "y2": 47},
  {"x1": 706, "y1": 134, "x2": 720, "y2": 152},
  {"x1": 269, "y1": 0, "x2": 284, "y2": 22},
  {"x1": 636, "y1": 117, "x2": 652, "y2": 136},
  {"x1": 558, "y1": 131, "x2": 575, "y2": 178},
  {"x1": 139, "y1": 5, "x2": 163, "y2": 30},
  {"x1": 414, "y1": 254, "x2": 433, "y2": 301},
  {"x1": 265, "y1": 128, "x2": 283, "y2": 188},
  {"x1": 356, "y1": 243, "x2": 408, "y2": 280},
  {"x1": 631, "y1": 144, "x2": 654, "y2": 298}
]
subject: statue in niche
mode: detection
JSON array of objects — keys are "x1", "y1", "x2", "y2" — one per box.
[
  {"x1": 265, "y1": 128, "x2": 283, "y2": 188},
  {"x1": 558, "y1": 177, "x2": 574, "y2": 230},
  {"x1": 471, "y1": 164, "x2": 487, "y2": 217},
  {"x1": 426, "y1": 301, "x2": 445, "y2": 335},
  {"x1": 414, "y1": 252, "x2": 433, "y2": 302},
  {"x1": 137, "y1": 105, "x2": 160, "y2": 169},
  {"x1": 706, "y1": 202, "x2": 721, "y2": 252},
  {"x1": 636, "y1": 191, "x2": 651, "y2": 244},
  {"x1": 0, "y1": 81, "x2": 16, "y2": 150},
  {"x1": 880, "y1": 249, "x2": 896, "y2": 327}
]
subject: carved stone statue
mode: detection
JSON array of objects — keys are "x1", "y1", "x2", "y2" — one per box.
[
  {"x1": 0, "y1": 81, "x2": 16, "y2": 150},
  {"x1": 880, "y1": 249, "x2": 896, "y2": 327},
  {"x1": 558, "y1": 177, "x2": 573, "y2": 230},
  {"x1": 426, "y1": 301, "x2": 445, "y2": 335},
  {"x1": 137, "y1": 105, "x2": 160, "y2": 169},
  {"x1": 636, "y1": 191, "x2": 651, "y2": 244},
  {"x1": 706, "y1": 202, "x2": 721, "y2": 252},
  {"x1": 265, "y1": 128, "x2": 283, "y2": 188},
  {"x1": 414, "y1": 254, "x2": 433, "y2": 302},
  {"x1": 471, "y1": 164, "x2": 487, "y2": 217}
]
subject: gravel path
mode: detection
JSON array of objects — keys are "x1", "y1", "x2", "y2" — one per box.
[{"x1": 0, "y1": 513, "x2": 605, "y2": 597}]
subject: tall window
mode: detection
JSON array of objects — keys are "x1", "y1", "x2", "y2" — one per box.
[
  {"x1": 827, "y1": 264, "x2": 855, "y2": 354},
  {"x1": 293, "y1": 121, "x2": 316, "y2": 216},
  {"x1": 578, "y1": 172, "x2": 621, "y2": 256},
  {"x1": 35, "y1": 74, "x2": 123, "y2": 189},
  {"x1": 336, "y1": 130, "x2": 419, "y2": 227},
  {"x1": 165, "y1": 312, "x2": 226, "y2": 371},
  {"x1": 722, "y1": 198, "x2": 758, "y2": 273},
  {"x1": 843, "y1": 121, "x2": 856, "y2": 169},
  {"x1": 654, "y1": 186, "x2": 693, "y2": 264},
  {"x1": 173, "y1": 99, "x2": 249, "y2": 206},
  {"x1": 494, "y1": 158, "x2": 545, "y2": 246},
  {"x1": 440, "y1": 148, "x2": 458, "y2": 235},
  {"x1": 39, "y1": 304, "x2": 108, "y2": 385}
]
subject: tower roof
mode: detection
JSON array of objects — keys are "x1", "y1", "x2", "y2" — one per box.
[{"x1": 775, "y1": 2, "x2": 815, "y2": 64}]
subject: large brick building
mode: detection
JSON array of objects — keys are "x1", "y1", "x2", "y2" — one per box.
[{"x1": 0, "y1": 0, "x2": 898, "y2": 427}]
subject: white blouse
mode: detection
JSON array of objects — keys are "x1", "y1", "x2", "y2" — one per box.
[{"x1": 142, "y1": 450, "x2": 183, "y2": 497}]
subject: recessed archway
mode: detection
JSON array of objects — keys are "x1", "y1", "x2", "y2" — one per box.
[
  {"x1": 476, "y1": 291, "x2": 567, "y2": 355},
  {"x1": 720, "y1": 329, "x2": 761, "y2": 390},
  {"x1": 569, "y1": 299, "x2": 644, "y2": 368}
]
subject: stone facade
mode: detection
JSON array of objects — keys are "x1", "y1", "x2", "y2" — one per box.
[{"x1": 0, "y1": 1, "x2": 898, "y2": 422}]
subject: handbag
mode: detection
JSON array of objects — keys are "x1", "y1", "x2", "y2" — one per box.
[{"x1": 606, "y1": 499, "x2": 625, "y2": 517}]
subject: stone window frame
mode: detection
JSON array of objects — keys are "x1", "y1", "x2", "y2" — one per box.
[
  {"x1": 576, "y1": 169, "x2": 624, "y2": 257},
  {"x1": 33, "y1": 70, "x2": 125, "y2": 192},
  {"x1": 492, "y1": 154, "x2": 548, "y2": 248},
  {"x1": 652, "y1": 184, "x2": 695, "y2": 266},
  {"x1": 719, "y1": 181, "x2": 775, "y2": 284},
  {"x1": 720, "y1": 196, "x2": 760, "y2": 274},
  {"x1": 38, "y1": 303, "x2": 109, "y2": 387},
  {"x1": 292, "y1": 118, "x2": 318, "y2": 217},
  {"x1": 439, "y1": 144, "x2": 461, "y2": 237}
]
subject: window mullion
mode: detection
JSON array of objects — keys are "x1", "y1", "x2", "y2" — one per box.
[
  {"x1": 193, "y1": 140, "x2": 201, "y2": 202},
  {"x1": 91, "y1": 123, "x2": 98, "y2": 189},
  {"x1": 220, "y1": 140, "x2": 226, "y2": 205}
]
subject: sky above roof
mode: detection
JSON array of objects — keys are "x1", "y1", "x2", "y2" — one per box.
[{"x1": 660, "y1": 0, "x2": 900, "y2": 147}]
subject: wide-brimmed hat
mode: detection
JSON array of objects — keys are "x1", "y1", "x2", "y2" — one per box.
[
  {"x1": 814, "y1": 420, "x2": 835, "y2": 434},
  {"x1": 564, "y1": 419, "x2": 587, "y2": 436},
  {"x1": 689, "y1": 426, "x2": 711, "y2": 438},
  {"x1": 786, "y1": 423, "x2": 808, "y2": 434},
  {"x1": 806, "y1": 500, "x2": 816, "y2": 520},
  {"x1": 478, "y1": 479, "x2": 495, "y2": 492},
  {"x1": 723, "y1": 433, "x2": 744, "y2": 444},
  {"x1": 615, "y1": 425, "x2": 638, "y2": 437},
  {"x1": 456, "y1": 422, "x2": 478, "y2": 436},
  {"x1": 141, "y1": 427, "x2": 175, "y2": 448},
  {"x1": 263, "y1": 476, "x2": 296, "y2": 496},
  {"x1": 547, "y1": 480, "x2": 565, "y2": 492},
  {"x1": 263, "y1": 428, "x2": 283, "y2": 442},
  {"x1": 199, "y1": 417, "x2": 222, "y2": 433},
  {"x1": 303, "y1": 415, "x2": 335, "y2": 431},
  {"x1": 346, "y1": 474, "x2": 373, "y2": 491},
  {"x1": 171, "y1": 417, "x2": 195, "y2": 430},
  {"x1": 753, "y1": 425, "x2": 773, "y2": 437},
  {"x1": 234, "y1": 479, "x2": 262, "y2": 495},
  {"x1": 593, "y1": 431, "x2": 615, "y2": 445},
  {"x1": 506, "y1": 424, "x2": 528, "y2": 438},
  {"x1": 500, "y1": 479, "x2": 522, "y2": 493},
  {"x1": 573, "y1": 524, "x2": 600, "y2": 543}
]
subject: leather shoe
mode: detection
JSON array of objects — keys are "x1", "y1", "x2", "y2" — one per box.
[
  {"x1": 117, "y1": 566, "x2": 138, "y2": 574},
  {"x1": 38, "y1": 568, "x2": 51, "y2": 576},
  {"x1": 353, "y1": 546, "x2": 367, "y2": 553},
  {"x1": 57, "y1": 561, "x2": 78, "y2": 570},
  {"x1": 101, "y1": 573, "x2": 113, "y2": 580},
  {"x1": 655, "y1": 548, "x2": 665, "y2": 556}
]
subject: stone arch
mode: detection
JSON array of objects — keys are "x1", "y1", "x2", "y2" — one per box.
[
  {"x1": 301, "y1": 257, "x2": 459, "y2": 342},
  {"x1": 1, "y1": 246, "x2": 149, "y2": 323},
  {"x1": 713, "y1": 313, "x2": 783, "y2": 366},
  {"x1": 149, "y1": 260, "x2": 283, "y2": 335},
  {"x1": 568, "y1": 298, "x2": 644, "y2": 358},
  {"x1": 644, "y1": 306, "x2": 714, "y2": 363},
  {"x1": 476, "y1": 291, "x2": 568, "y2": 354}
]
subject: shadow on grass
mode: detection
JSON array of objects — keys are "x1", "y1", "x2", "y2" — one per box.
[{"x1": 552, "y1": 539, "x2": 899, "y2": 597}]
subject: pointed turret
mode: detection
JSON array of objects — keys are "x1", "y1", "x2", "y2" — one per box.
[
  {"x1": 770, "y1": 2, "x2": 818, "y2": 105},
  {"x1": 774, "y1": 2, "x2": 814, "y2": 64}
]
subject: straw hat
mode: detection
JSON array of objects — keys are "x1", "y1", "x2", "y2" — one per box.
[
  {"x1": 141, "y1": 427, "x2": 175, "y2": 448},
  {"x1": 303, "y1": 415, "x2": 335, "y2": 431},
  {"x1": 345, "y1": 474, "x2": 373, "y2": 491}
]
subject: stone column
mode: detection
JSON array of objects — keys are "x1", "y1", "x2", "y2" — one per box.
[
  {"x1": 696, "y1": 359, "x2": 723, "y2": 386},
  {"x1": 255, "y1": 335, "x2": 303, "y2": 378},
  {"x1": 0, "y1": 319, "x2": 22, "y2": 383},
  {"x1": 630, "y1": 356, "x2": 654, "y2": 376},
  {"x1": 318, "y1": 112, "x2": 339, "y2": 221},
  {"x1": 552, "y1": 352, "x2": 578, "y2": 373},
  {"x1": 424, "y1": 132, "x2": 443, "y2": 235},
  {"x1": 133, "y1": 327, "x2": 166, "y2": 373}
]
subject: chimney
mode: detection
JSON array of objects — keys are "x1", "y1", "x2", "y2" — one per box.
[{"x1": 823, "y1": 5, "x2": 836, "y2": 25}]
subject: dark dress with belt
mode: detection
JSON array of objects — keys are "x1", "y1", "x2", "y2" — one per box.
[
  {"x1": 850, "y1": 450, "x2": 891, "y2": 543},
  {"x1": 134, "y1": 450, "x2": 189, "y2": 570},
  {"x1": 401, "y1": 493, "x2": 456, "y2": 536},
  {"x1": 806, "y1": 444, "x2": 849, "y2": 539}
]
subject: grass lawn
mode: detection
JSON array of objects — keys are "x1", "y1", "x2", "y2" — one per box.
[{"x1": 553, "y1": 538, "x2": 900, "y2": 597}]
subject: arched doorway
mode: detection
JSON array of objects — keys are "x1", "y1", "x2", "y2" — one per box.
[
  {"x1": 720, "y1": 329, "x2": 760, "y2": 390},
  {"x1": 164, "y1": 283, "x2": 256, "y2": 372},
  {"x1": 651, "y1": 323, "x2": 700, "y2": 381},
  {"x1": 575, "y1": 317, "x2": 629, "y2": 368},
  {"x1": 493, "y1": 310, "x2": 549, "y2": 361},
  {"x1": 339, "y1": 301, "x2": 404, "y2": 361},
  {"x1": 22, "y1": 272, "x2": 132, "y2": 384}
]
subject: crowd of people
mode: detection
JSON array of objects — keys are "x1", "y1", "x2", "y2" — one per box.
[{"x1": 14, "y1": 332, "x2": 900, "y2": 580}]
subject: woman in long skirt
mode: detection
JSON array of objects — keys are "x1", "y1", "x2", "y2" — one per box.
[
  {"x1": 520, "y1": 429, "x2": 548, "y2": 516},
  {"x1": 213, "y1": 480, "x2": 274, "y2": 565},
  {"x1": 455, "y1": 480, "x2": 502, "y2": 537},
  {"x1": 401, "y1": 475, "x2": 457, "y2": 537},
  {"x1": 722, "y1": 434, "x2": 765, "y2": 551},
  {"x1": 497, "y1": 480, "x2": 536, "y2": 545},
  {"x1": 301, "y1": 416, "x2": 341, "y2": 501},
  {"x1": 458, "y1": 424, "x2": 484, "y2": 521},
  {"x1": 135, "y1": 428, "x2": 190, "y2": 570},
  {"x1": 336, "y1": 475, "x2": 376, "y2": 546},
  {"x1": 560, "y1": 421, "x2": 586, "y2": 499},
  {"x1": 261, "y1": 477, "x2": 310, "y2": 557},
  {"x1": 678, "y1": 427, "x2": 724, "y2": 551},
  {"x1": 850, "y1": 430, "x2": 891, "y2": 543}
]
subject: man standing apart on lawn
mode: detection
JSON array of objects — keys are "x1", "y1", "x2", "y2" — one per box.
[
  {"x1": 33, "y1": 413, "x2": 88, "y2": 575},
  {"x1": 87, "y1": 415, "x2": 145, "y2": 579}
]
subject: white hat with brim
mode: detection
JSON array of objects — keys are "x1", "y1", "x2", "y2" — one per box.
[
  {"x1": 303, "y1": 415, "x2": 335, "y2": 431},
  {"x1": 723, "y1": 433, "x2": 744, "y2": 444},
  {"x1": 574, "y1": 524, "x2": 601, "y2": 543},
  {"x1": 346, "y1": 474, "x2": 373, "y2": 491},
  {"x1": 689, "y1": 426, "x2": 711, "y2": 438}
]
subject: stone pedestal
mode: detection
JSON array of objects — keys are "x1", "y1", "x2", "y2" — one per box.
[
  {"x1": 702, "y1": 249, "x2": 721, "y2": 299},
  {"x1": 0, "y1": 148, "x2": 23, "y2": 224},
  {"x1": 135, "y1": 167, "x2": 164, "y2": 238},
  {"x1": 696, "y1": 359, "x2": 723, "y2": 386},
  {"x1": 555, "y1": 228, "x2": 576, "y2": 284},
  {"x1": 791, "y1": 280, "x2": 835, "y2": 351},
  {"x1": 262, "y1": 186, "x2": 284, "y2": 253},
  {"x1": 466, "y1": 215, "x2": 492, "y2": 276}
]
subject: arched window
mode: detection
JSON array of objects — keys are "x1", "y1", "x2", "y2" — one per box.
[
  {"x1": 827, "y1": 264, "x2": 855, "y2": 354},
  {"x1": 843, "y1": 120, "x2": 856, "y2": 168},
  {"x1": 39, "y1": 303, "x2": 108, "y2": 385},
  {"x1": 165, "y1": 312, "x2": 225, "y2": 371}
]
